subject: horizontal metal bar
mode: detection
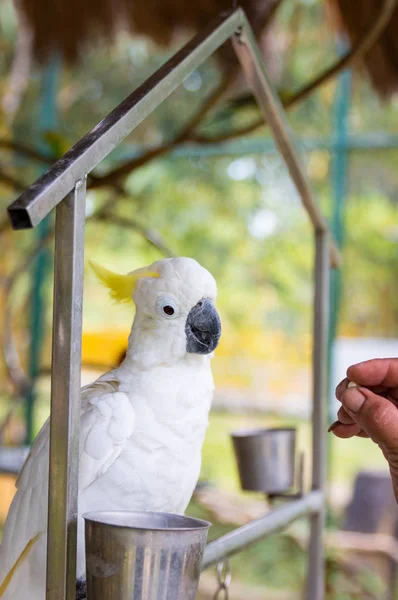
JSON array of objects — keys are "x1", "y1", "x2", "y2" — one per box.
[
  {"x1": 232, "y1": 20, "x2": 341, "y2": 269},
  {"x1": 202, "y1": 490, "x2": 323, "y2": 570},
  {"x1": 7, "y1": 10, "x2": 244, "y2": 230}
]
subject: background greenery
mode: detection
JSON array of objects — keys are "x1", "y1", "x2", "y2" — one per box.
[{"x1": 0, "y1": 0, "x2": 397, "y2": 597}]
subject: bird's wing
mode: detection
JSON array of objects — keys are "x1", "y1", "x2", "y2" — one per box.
[
  {"x1": 0, "y1": 371, "x2": 135, "y2": 596},
  {"x1": 78, "y1": 374, "x2": 135, "y2": 490}
]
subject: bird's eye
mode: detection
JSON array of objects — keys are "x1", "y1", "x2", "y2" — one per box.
[{"x1": 157, "y1": 297, "x2": 179, "y2": 319}]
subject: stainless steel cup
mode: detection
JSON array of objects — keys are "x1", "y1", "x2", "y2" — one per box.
[
  {"x1": 84, "y1": 510, "x2": 211, "y2": 600},
  {"x1": 231, "y1": 427, "x2": 296, "y2": 494}
]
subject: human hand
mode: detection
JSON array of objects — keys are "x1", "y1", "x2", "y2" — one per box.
[{"x1": 329, "y1": 358, "x2": 398, "y2": 500}]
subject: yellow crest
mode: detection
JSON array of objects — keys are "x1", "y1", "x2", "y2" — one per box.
[{"x1": 89, "y1": 261, "x2": 159, "y2": 303}]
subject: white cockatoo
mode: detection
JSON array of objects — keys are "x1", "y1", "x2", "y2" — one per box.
[{"x1": 0, "y1": 256, "x2": 221, "y2": 600}]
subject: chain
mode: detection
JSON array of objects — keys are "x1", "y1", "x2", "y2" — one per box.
[{"x1": 212, "y1": 560, "x2": 232, "y2": 600}]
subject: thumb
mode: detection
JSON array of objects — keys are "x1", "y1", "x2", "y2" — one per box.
[{"x1": 341, "y1": 386, "x2": 398, "y2": 449}]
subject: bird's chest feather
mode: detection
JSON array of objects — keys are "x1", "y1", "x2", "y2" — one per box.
[{"x1": 93, "y1": 362, "x2": 213, "y2": 511}]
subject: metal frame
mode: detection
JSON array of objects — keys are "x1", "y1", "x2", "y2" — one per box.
[{"x1": 7, "y1": 9, "x2": 339, "y2": 600}]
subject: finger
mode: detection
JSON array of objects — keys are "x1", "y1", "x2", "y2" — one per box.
[
  {"x1": 341, "y1": 386, "x2": 398, "y2": 448},
  {"x1": 337, "y1": 406, "x2": 355, "y2": 425},
  {"x1": 367, "y1": 385, "x2": 398, "y2": 401},
  {"x1": 364, "y1": 386, "x2": 398, "y2": 401},
  {"x1": 336, "y1": 378, "x2": 397, "y2": 402},
  {"x1": 347, "y1": 359, "x2": 398, "y2": 389},
  {"x1": 330, "y1": 422, "x2": 362, "y2": 438},
  {"x1": 335, "y1": 378, "x2": 350, "y2": 402},
  {"x1": 369, "y1": 385, "x2": 389, "y2": 395}
]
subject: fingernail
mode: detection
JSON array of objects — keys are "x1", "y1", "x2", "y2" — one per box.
[
  {"x1": 328, "y1": 420, "x2": 341, "y2": 432},
  {"x1": 343, "y1": 387, "x2": 366, "y2": 413}
]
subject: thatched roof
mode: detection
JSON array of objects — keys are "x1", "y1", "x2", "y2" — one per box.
[
  {"x1": 327, "y1": 0, "x2": 398, "y2": 98},
  {"x1": 13, "y1": 0, "x2": 398, "y2": 98},
  {"x1": 17, "y1": 0, "x2": 279, "y2": 64}
]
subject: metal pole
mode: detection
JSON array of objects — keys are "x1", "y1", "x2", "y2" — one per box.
[
  {"x1": 46, "y1": 179, "x2": 86, "y2": 600},
  {"x1": 306, "y1": 231, "x2": 329, "y2": 600}
]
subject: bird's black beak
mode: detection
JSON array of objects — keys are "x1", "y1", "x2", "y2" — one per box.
[{"x1": 185, "y1": 298, "x2": 221, "y2": 355}]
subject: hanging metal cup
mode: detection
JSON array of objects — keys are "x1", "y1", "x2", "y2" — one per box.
[
  {"x1": 84, "y1": 510, "x2": 211, "y2": 600},
  {"x1": 231, "y1": 427, "x2": 296, "y2": 494}
]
